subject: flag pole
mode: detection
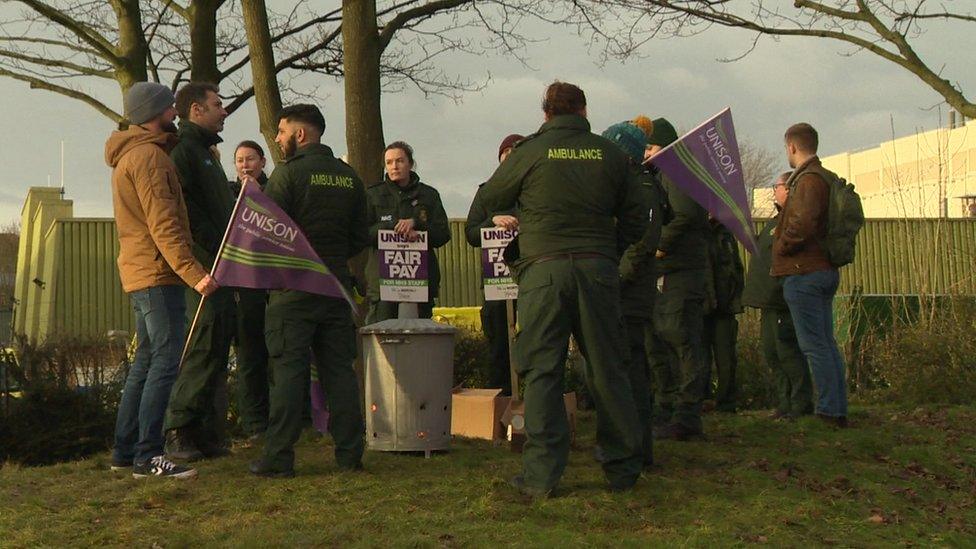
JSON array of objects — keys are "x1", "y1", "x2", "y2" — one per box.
[{"x1": 177, "y1": 179, "x2": 249, "y2": 371}]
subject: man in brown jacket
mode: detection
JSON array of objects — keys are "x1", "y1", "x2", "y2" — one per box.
[
  {"x1": 771, "y1": 123, "x2": 847, "y2": 427},
  {"x1": 105, "y1": 81, "x2": 218, "y2": 479}
]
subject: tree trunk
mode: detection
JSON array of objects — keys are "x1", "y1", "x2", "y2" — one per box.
[
  {"x1": 241, "y1": 0, "x2": 284, "y2": 163},
  {"x1": 111, "y1": 0, "x2": 150, "y2": 127},
  {"x1": 113, "y1": 0, "x2": 149, "y2": 90},
  {"x1": 189, "y1": 0, "x2": 220, "y2": 83},
  {"x1": 342, "y1": 0, "x2": 385, "y2": 184}
]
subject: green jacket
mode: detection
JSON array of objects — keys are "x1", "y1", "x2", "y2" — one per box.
[
  {"x1": 228, "y1": 171, "x2": 268, "y2": 196},
  {"x1": 655, "y1": 173, "x2": 709, "y2": 274},
  {"x1": 464, "y1": 182, "x2": 517, "y2": 248},
  {"x1": 172, "y1": 121, "x2": 234, "y2": 269},
  {"x1": 479, "y1": 114, "x2": 647, "y2": 262},
  {"x1": 741, "y1": 215, "x2": 786, "y2": 310},
  {"x1": 263, "y1": 143, "x2": 368, "y2": 280},
  {"x1": 706, "y1": 219, "x2": 745, "y2": 314},
  {"x1": 619, "y1": 167, "x2": 667, "y2": 320},
  {"x1": 365, "y1": 172, "x2": 450, "y2": 299}
]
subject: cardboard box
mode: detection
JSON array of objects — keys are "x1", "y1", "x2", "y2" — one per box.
[
  {"x1": 500, "y1": 392, "x2": 578, "y2": 440},
  {"x1": 451, "y1": 388, "x2": 507, "y2": 440}
]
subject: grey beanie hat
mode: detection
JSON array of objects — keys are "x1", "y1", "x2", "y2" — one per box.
[{"x1": 124, "y1": 82, "x2": 175, "y2": 125}]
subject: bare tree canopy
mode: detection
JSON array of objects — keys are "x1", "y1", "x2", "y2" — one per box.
[
  {"x1": 0, "y1": 0, "x2": 552, "y2": 124},
  {"x1": 566, "y1": 1, "x2": 975, "y2": 118},
  {"x1": 740, "y1": 139, "x2": 779, "y2": 191}
]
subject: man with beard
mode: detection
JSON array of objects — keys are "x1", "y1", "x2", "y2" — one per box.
[
  {"x1": 772, "y1": 123, "x2": 849, "y2": 428},
  {"x1": 249, "y1": 104, "x2": 368, "y2": 477},
  {"x1": 164, "y1": 82, "x2": 238, "y2": 461},
  {"x1": 106, "y1": 82, "x2": 218, "y2": 478}
]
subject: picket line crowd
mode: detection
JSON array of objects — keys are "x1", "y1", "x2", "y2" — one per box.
[{"x1": 106, "y1": 79, "x2": 855, "y2": 495}]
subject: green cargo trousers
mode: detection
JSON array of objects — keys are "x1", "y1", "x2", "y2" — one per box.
[
  {"x1": 262, "y1": 290, "x2": 364, "y2": 471},
  {"x1": 515, "y1": 256, "x2": 642, "y2": 492},
  {"x1": 164, "y1": 286, "x2": 235, "y2": 433},
  {"x1": 624, "y1": 318, "x2": 654, "y2": 467},
  {"x1": 234, "y1": 288, "x2": 270, "y2": 435},
  {"x1": 702, "y1": 312, "x2": 739, "y2": 412},
  {"x1": 761, "y1": 308, "x2": 813, "y2": 417},
  {"x1": 648, "y1": 269, "x2": 707, "y2": 432},
  {"x1": 481, "y1": 299, "x2": 514, "y2": 395}
]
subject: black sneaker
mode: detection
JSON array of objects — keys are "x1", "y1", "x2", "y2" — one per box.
[
  {"x1": 110, "y1": 458, "x2": 132, "y2": 471},
  {"x1": 132, "y1": 456, "x2": 198, "y2": 479}
]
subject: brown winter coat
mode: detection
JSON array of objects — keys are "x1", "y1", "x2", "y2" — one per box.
[
  {"x1": 770, "y1": 156, "x2": 834, "y2": 277},
  {"x1": 105, "y1": 125, "x2": 207, "y2": 292}
]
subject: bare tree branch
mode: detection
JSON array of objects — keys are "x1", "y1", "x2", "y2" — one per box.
[
  {"x1": 0, "y1": 66, "x2": 121, "y2": 121},
  {"x1": 14, "y1": 0, "x2": 120, "y2": 64},
  {"x1": 573, "y1": 0, "x2": 975, "y2": 118}
]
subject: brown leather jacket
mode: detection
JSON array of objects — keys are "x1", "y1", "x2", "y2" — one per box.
[
  {"x1": 105, "y1": 125, "x2": 208, "y2": 292},
  {"x1": 770, "y1": 156, "x2": 834, "y2": 277}
]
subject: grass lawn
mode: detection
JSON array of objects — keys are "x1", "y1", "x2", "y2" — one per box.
[{"x1": 2, "y1": 406, "x2": 975, "y2": 547}]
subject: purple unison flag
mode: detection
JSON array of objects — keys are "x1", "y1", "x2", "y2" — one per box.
[
  {"x1": 213, "y1": 181, "x2": 354, "y2": 306},
  {"x1": 647, "y1": 108, "x2": 758, "y2": 254}
]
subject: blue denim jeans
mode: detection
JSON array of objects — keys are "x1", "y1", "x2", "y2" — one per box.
[
  {"x1": 782, "y1": 269, "x2": 848, "y2": 417},
  {"x1": 113, "y1": 285, "x2": 187, "y2": 465}
]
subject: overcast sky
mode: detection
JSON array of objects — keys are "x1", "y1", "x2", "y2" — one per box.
[{"x1": 1, "y1": 10, "x2": 972, "y2": 225}]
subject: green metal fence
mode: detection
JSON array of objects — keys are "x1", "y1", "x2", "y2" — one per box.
[
  {"x1": 51, "y1": 219, "x2": 133, "y2": 338},
  {"x1": 438, "y1": 218, "x2": 976, "y2": 307},
  {"x1": 15, "y1": 215, "x2": 976, "y2": 337}
]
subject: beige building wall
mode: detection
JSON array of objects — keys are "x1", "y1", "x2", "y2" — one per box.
[{"x1": 821, "y1": 118, "x2": 976, "y2": 218}]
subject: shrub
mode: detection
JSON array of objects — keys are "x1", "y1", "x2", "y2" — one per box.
[
  {"x1": 0, "y1": 335, "x2": 126, "y2": 466},
  {"x1": 858, "y1": 298, "x2": 976, "y2": 405},
  {"x1": 451, "y1": 326, "x2": 491, "y2": 389},
  {"x1": 731, "y1": 312, "x2": 779, "y2": 410}
]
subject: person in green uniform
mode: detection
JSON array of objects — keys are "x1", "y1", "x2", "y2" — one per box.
[
  {"x1": 464, "y1": 133, "x2": 524, "y2": 395},
  {"x1": 702, "y1": 217, "x2": 744, "y2": 413},
  {"x1": 479, "y1": 82, "x2": 649, "y2": 495},
  {"x1": 601, "y1": 120, "x2": 667, "y2": 468},
  {"x1": 742, "y1": 172, "x2": 813, "y2": 419},
  {"x1": 228, "y1": 140, "x2": 271, "y2": 442},
  {"x1": 164, "y1": 82, "x2": 236, "y2": 461},
  {"x1": 364, "y1": 142, "x2": 451, "y2": 323},
  {"x1": 644, "y1": 117, "x2": 711, "y2": 441},
  {"x1": 249, "y1": 104, "x2": 368, "y2": 477}
]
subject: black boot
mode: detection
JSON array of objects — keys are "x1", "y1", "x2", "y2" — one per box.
[
  {"x1": 165, "y1": 428, "x2": 204, "y2": 462},
  {"x1": 190, "y1": 425, "x2": 231, "y2": 459}
]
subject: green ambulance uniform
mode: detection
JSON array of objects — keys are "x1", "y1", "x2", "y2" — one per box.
[
  {"x1": 702, "y1": 220, "x2": 744, "y2": 413},
  {"x1": 741, "y1": 216, "x2": 813, "y2": 417},
  {"x1": 364, "y1": 173, "x2": 450, "y2": 323},
  {"x1": 228, "y1": 173, "x2": 271, "y2": 435},
  {"x1": 164, "y1": 121, "x2": 236, "y2": 446},
  {"x1": 648, "y1": 173, "x2": 710, "y2": 435},
  {"x1": 480, "y1": 114, "x2": 648, "y2": 493},
  {"x1": 618, "y1": 167, "x2": 667, "y2": 466},
  {"x1": 464, "y1": 184, "x2": 517, "y2": 395},
  {"x1": 260, "y1": 143, "x2": 369, "y2": 473}
]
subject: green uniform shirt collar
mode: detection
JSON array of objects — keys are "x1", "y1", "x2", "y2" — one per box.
[
  {"x1": 284, "y1": 142, "x2": 335, "y2": 163},
  {"x1": 538, "y1": 114, "x2": 590, "y2": 133},
  {"x1": 178, "y1": 120, "x2": 223, "y2": 147},
  {"x1": 384, "y1": 170, "x2": 420, "y2": 191}
]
